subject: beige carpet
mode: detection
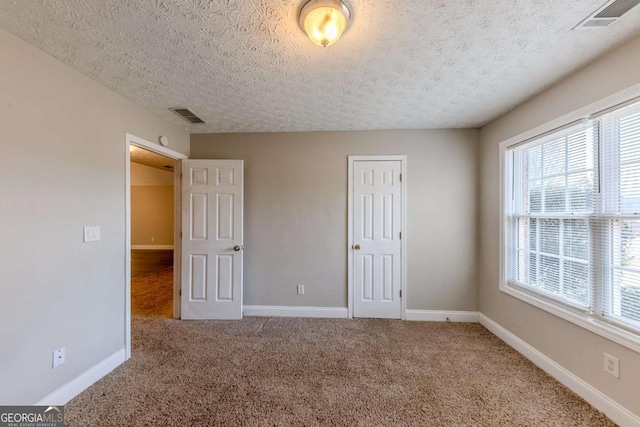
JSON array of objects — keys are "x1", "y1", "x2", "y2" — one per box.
[{"x1": 65, "y1": 316, "x2": 615, "y2": 426}]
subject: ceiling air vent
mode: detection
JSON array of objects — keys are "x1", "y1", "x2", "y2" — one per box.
[
  {"x1": 170, "y1": 107, "x2": 205, "y2": 124},
  {"x1": 575, "y1": 0, "x2": 640, "y2": 29}
]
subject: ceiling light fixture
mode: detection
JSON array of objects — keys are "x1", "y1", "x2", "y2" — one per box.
[
  {"x1": 299, "y1": 0, "x2": 351, "y2": 47},
  {"x1": 129, "y1": 145, "x2": 137, "y2": 152}
]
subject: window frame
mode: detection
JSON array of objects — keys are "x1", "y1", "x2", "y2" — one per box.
[{"x1": 499, "y1": 93, "x2": 640, "y2": 354}]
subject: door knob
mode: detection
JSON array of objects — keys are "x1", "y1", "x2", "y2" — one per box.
[
  {"x1": 353, "y1": 244, "x2": 361, "y2": 250},
  {"x1": 233, "y1": 245, "x2": 241, "y2": 251}
]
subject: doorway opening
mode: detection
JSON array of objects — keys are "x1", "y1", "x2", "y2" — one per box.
[
  {"x1": 125, "y1": 133, "x2": 186, "y2": 359},
  {"x1": 130, "y1": 146, "x2": 175, "y2": 318}
]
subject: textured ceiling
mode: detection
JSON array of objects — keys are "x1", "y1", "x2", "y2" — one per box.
[
  {"x1": 131, "y1": 147, "x2": 175, "y2": 171},
  {"x1": 2, "y1": 0, "x2": 640, "y2": 133}
]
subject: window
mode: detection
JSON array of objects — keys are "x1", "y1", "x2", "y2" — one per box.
[{"x1": 504, "y1": 101, "x2": 640, "y2": 347}]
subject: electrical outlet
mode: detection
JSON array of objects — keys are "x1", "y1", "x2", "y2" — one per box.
[
  {"x1": 604, "y1": 353, "x2": 619, "y2": 378},
  {"x1": 53, "y1": 347, "x2": 65, "y2": 369},
  {"x1": 297, "y1": 285, "x2": 304, "y2": 295}
]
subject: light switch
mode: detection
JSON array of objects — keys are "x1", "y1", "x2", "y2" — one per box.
[{"x1": 83, "y1": 226, "x2": 101, "y2": 242}]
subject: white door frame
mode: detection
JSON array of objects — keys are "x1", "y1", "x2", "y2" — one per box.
[
  {"x1": 347, "y1": 155, "x2": 408, "y2": 320},
  {"x1": 124, "y1": 133, "x2": 187, "y2": 359}
]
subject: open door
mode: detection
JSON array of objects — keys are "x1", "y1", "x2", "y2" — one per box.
[{"x1": 181, "y1": 159, "x2": 243, "y2": 320}]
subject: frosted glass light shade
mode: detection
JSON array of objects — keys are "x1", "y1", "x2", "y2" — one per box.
[{"x1": 299, "y1": 0, "x2": 351, "y2": 47}]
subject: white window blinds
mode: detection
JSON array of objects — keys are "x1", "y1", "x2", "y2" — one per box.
[
  {"x1": 510, "y1": 125, "x2": 595, "y2": 309},
  {"x1": 599, "y1": 106, "x2": 640, "y2": 327},
  {"x1": 507, "y1": 101, "x2": 640, "y2": 333}
]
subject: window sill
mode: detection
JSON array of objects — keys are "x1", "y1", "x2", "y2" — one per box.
[{"x1": 500, "y1": 283, "x2": 640, "y2": 354}]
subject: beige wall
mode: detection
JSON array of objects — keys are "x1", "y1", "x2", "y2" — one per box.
[
  {"x1": 478, "y1": 34, "x2": 640, "y2": 416},
  {"x1": 191, "y1": 129, "x2": 479, "y2": 310},
  {"x1": 131, "y1": 163, "x2": 174, "y2": 246},
  {"x1": 0, "y1": 28, "x2": 189, "y2": 404},
  {"x1": 130, "y1": 162, "x2": 174, "y2": 186},
  {"x1": 131, "y1": 186, "x2": 174, "y2": 246}
]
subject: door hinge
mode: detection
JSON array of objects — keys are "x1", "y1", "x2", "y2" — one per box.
[
  {"x1": 400, "y1": 173, "x2": 402, "y2": 182},
  {"x1": 399, "y1": 290, "x2": 402, "y2": 298},
  {"x1": 399, "y1": 231, "x2": 402, "y2": 240},
  {"x1": 180, "y1": 231, "x2": 182, "y2": 239},
  {"x1": 179, "y1": 289, "x2": 182, "y2": 296}
]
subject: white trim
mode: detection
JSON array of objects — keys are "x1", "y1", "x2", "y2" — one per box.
[
  {"x1": 401, "y1": 158, "x2": 407, "y2": 320},
  {"x1": 35, "y1": 349, "x2": 126, "y2": 406},
  {"x1": 125, "y1": 133, "x2": 185, "y2": 359},
  {"x1": 405, "y1": 310, "x2": 479, "y2": 322},
  {"x1": 126, "y1": 133, "x2": 188, "y2": 160},
  {"x1": 172, "y1": 160, "x2": 182, "y2": 320},
  {"x1": 131, "y1": 245, "x2": 174, "y2": 250},
  {"x1": 499, "y1": 142, "x2": 507, "y2": 316},
  {"x1": 124, "y1": 138, "x2": 132, "y2": 360},
  {"x1": 479, "y1": 314, "x2": 640, "y2": 427},
  {"x1": 243, "y1": 305, "x2": 349, "y2": 318},
  {"x1": 347, "y1": 155, "x2": 408, "y2": 320},
  {"x1": 347, "y1": 159, "x2": 354, "y2": 319}
]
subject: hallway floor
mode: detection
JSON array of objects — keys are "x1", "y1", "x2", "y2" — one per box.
[
  {"x1": 131, "y1": 249, "x2": 173, "y2": 278},
  {"x1": 131, "y1": 249, "x2": 173, "y2": 318}
]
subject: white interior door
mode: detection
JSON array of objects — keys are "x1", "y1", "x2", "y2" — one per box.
[
  {"x1": 352, "y1": 160, "x2": 402, "y2": 319},
  {"x1": 181, "y1": 159, "x2": 243, "y2": 320}
]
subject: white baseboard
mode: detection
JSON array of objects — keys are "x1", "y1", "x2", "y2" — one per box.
[
  {"x1": 479, "y1": 314, "x2": 640, "y2": 427},
  {"x1": 243, "y1": 307, "x2": 478, "y2": 321},
  {"x1": 131, "y1": 245, "x2": 173, "y2": 250},
  {"x1": 244, "y1": 305, "x2": 348, "y2": 318},
  {"x1": 35, "y1": 348, "x2": 126, "y2": 406},
  {"x1": 405, "y1": 310, "x2": 479, "y2": 322}
]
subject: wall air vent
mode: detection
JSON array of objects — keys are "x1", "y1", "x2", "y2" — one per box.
[
  {"x1": 169, "y1": 107, "x2": 205, "y2": 124},
  {"x1": 575, "y1": 0, "x2": 640, "y2": 29}
]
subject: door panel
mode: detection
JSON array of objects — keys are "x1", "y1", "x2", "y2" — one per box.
[
  {"x1": 182, "y1": 159, "x2": 243, "y2": 320},
  {"x1": 190, "y1": 194, "x2": 208, "y2": 239},
  {"x1": 190, "y1": 254, "x2": 208, "y2": 301},
  {"x1": 216, "y1": 255, "x2": 234, "y2": 301},
  {"x1": 353, "y1": 160, "x2": 402, "y2": 319},
  {"x1": 216, "y1": 194, "x2": 234, "y2": 240}
]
